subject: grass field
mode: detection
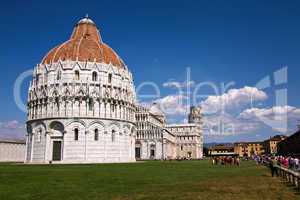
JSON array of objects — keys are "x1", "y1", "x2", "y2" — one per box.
[{"x1": 0, "y1": 160, "x2": 299, "y2": 200}]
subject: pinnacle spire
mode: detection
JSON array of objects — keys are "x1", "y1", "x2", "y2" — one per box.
[{"x1": 77, "y1": 14, "x2": 95, "y2": 25}]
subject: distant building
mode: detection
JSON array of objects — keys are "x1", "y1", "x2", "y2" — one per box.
[
  {"x1": 234, "y1": 143, "x2": 248, "y2": 157},
  {"x1": 263, "y1": 135, "x2": 287, "y2": 155},
  {"x1": 135, "y1": 104, "x2": 177, "y2": 160},
  {"x1": 0, "y1": 140, "x2": 26, "y2": 162},
  {"x1": 136, "y1": 105, "x2": 203, "y2": 160},
  {"x1": 208, "y1": 144, "x2": 236, "y2": 156},
  {"x1": 166, "y1": 123, "x2": 203, "y2": 159},
  {"x1": 277, "y1": 129, "x2": 300, "y2": 156},
  {"x1": 234, "y1": 142, "x2": 264, "y2": 157},
  {"x1": 166, "y1": 106, "x2": 203, "y2": 159}
]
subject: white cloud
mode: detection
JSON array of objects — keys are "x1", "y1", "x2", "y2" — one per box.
[
  {"x1": 0, "y1": 120, "x2": 26, "y2": 139},
  {"x1": 198, "y1": 86, "x2": 299, "y2": 136},
  {"x1": 202, "y1": 112, "x2": 261, "y2": 136},
  {"x1": 155, "y1": 95, "x2": 189, "y2": 116},
  {"x1": 239, "y1": 106, "x2": 300, "y2": 120},
  {"x1": 2, "y1": 120, "x2": 21, "y2": 129},
  {"x1": 200, "y1": 86, "x2": 267, "y2": 114},
  {"x1": 238, "y1": 106, "x2": 300, "y2": 132},
  {"x1": 203, "y1": 105, "x2": 300, "y2": 136},
  {"x1": 140, "y1": 84, "x2": 300, "y2": 138}
]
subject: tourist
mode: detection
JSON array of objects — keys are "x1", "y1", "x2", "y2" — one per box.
[
  {"x1": 284, "y1": 157, "x2": 289, "y2": 168},
  {"x1": 269, "y1": 157, "x2": 279, "y2": 177},
  {"x1": 294, "y1": 157, "x2": 299, "y2": 170},
  {"x1": 221, "y1": 157, "x2": 225, "y2": 165},
  {"x1": 236, "y1": 157, "x2": 240, "y2": 166}
]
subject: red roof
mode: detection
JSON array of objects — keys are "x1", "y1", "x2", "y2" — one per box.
[{"x1": 42, "y1": 17, "x2": 125, "y2": 69}]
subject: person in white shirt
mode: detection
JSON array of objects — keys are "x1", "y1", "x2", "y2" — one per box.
[{"x1": 294, "y1": 158, "x2": 299, "y2": 170}]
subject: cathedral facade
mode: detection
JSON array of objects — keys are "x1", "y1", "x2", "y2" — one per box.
[
  {"x1": 136, "y1": 105, "x2": 203, "y2": 160},
  {"x1": 25, "y1": 16, "x2": 203, "y2": 163}
]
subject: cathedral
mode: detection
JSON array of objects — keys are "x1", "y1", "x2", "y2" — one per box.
[
  {"x1": 25, "y1": 16, "x2": 203, "y2": 163},
  {"x1": 136, "y1": 105, "x2": 203, "y2": 160}
]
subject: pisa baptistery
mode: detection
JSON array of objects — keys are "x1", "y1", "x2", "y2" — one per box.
[{"x1": 25, "y1": 16, "x2": 137, "y2": 163}]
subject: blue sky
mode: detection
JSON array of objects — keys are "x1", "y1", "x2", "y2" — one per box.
[{"x1": 0, "y1": 0, "x2": 300, "y2": 142}]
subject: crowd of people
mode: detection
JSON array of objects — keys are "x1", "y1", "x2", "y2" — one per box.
[
  {"x1": 260, "y1": 155, "x2": 300, "y2": 170},
  {"x1": 211, "y1": 156, "x2": 240, "y2": 166},
  {"x1": 208, "y1": 153, "x2": 300, "y2": 180},
  {"x1": 210, "y1": 154, "x2": 299, "y2": 178},
  {"x1": 276, "y1": 156, "x2": 299, "y2": 170},
  {"x1": 252, "y1": 155, "x2": 300, "y2": 177}
]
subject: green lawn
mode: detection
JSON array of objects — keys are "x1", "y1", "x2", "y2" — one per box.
[{"x1": 0, "y1": 160, "x2": 299, "y2": 200}]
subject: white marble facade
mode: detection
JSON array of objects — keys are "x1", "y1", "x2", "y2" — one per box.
[
  {"x1": 166, "y1": 124, "x2": 203, "y2": 159},
  {"x1": 26, "y1": 17, "x2": 136, "y2": 163},
  {"x1": 26, "y1": 119, "x2": 136, "y2": 163},
  {"x1": 25, "y1": 16, "x2": 203, "y2": 164},
  {"x1": 135, "y1": 104, "x2": 177, "y2": 160},
  {"x1": 135, "y1": 105, "x2": 203, "y2": 160}
]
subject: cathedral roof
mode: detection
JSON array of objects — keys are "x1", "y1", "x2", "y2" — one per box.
[{"x1": 41, "y1": 15, "x2": 125, "y2": 69}]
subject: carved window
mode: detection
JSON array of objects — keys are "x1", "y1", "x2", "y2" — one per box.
[
  {"x1": 74, "y1": 70, "x2": 80, "y2": 80},
  {"x1": 74, "y1": 128, "x2": 79, "y2": 141},
  {"x1": 88, "y1": 98, "x2": 93, "y2": 111},
  {"x1": 57, "y1": 70, "x2": 61, "y2": 80},
  {"x1": 112, "y1": 130, "x2": 116, "y2": 142},
  {"x1": 36, "y1": 74, "x2": 40, "y2": 85},
  {"x1": 108, "y1": 73, "x2": 112, "y2": 83},
  {"x1": 36, "y1": 129, "x2": 42, "y2": 142},
  {"x1": 111, "y1": 104, "x2": 115, "y2": 112},
  {"x1": 92, "y1": 71, "x2": 97, "y2": 81},
  {"x1": 94, "y1": 129, "x2": 99, "y2": 141},
  {"x1": 55, "y1": 97, "x2": 60, "y2": 111}
]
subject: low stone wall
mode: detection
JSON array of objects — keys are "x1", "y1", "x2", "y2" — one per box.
[{"x1": 0, "y1": 141, "x2": 26, "y2": 162}]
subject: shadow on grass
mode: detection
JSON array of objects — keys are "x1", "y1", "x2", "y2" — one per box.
[
  {"x1": 278, "y1": 179, "x2": 300, "y2": 196},
  {"x1": 260, "y1": 171, "x2": 300, "y2": 196}
]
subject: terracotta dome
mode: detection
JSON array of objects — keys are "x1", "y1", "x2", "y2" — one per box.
[{"x1": 42, "y1": 16, "x2": 125, "y2": 69}]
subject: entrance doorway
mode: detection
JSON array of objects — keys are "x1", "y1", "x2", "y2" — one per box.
[
  {"x1": 52, "y1": 141, "x2": 62, "y2": 161},
  {"x1": 135, "y1": 147, "x2": 141, "y2": 159},
  {"x1": 150, "y1": 144, "x2": 155, "y2": 159},
  {"x1": 150, "y1": 149, "x2": 155, "y2": 157}
]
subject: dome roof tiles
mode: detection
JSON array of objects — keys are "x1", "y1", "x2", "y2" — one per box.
[{"x1": 41, "y1": 16, "x2": 125, "y2": 69}]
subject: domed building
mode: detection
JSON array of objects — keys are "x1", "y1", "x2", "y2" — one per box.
[
  {"x1": 25, "y1": 16, "x2": 137, "y2": 163},
  {"x1": 25, "y1": 16, "x2": 203, "y2": 163}
]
